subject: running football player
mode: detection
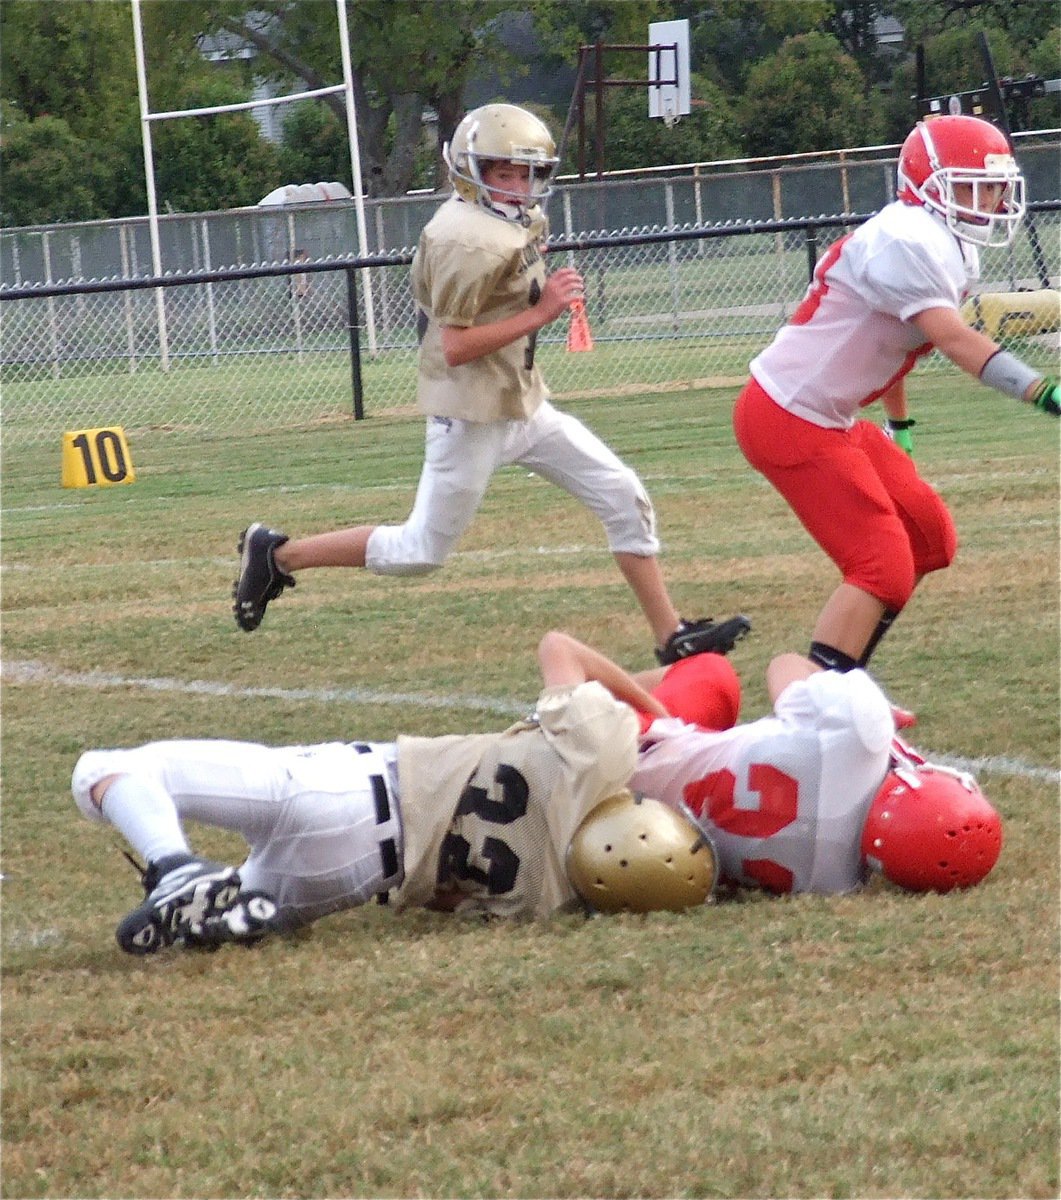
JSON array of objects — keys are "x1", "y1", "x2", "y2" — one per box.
[
  {"x1": 233, "y1": 102, "x2": 749, "y2": 666},
  {"x1": 733, "y1": 114, "x2": 1058, "y2": 679}
]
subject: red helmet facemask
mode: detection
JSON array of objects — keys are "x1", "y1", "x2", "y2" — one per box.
[
  {"x1": 861, "y1": 752, "x2": 1002, "y2": 892},
  {"x1": 896, "y1": 114, "x2": 1025, "y2": 247}
]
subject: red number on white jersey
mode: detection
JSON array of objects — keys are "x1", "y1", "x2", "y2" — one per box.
[{"x1": 684, "y1": 764, "x2": 800, "y2": 892}]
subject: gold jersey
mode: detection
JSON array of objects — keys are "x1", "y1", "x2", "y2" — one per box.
[
  {"x1": 412, "y1": 196, "x2": 549, "y2": 422},
  {"x1": 394, "y1": 682, "x2": 638, "y2": 918}
]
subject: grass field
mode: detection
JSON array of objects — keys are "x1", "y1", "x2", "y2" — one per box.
[{"x1": 2, "y1": 374, "x2": 1058, "y2": 1199}]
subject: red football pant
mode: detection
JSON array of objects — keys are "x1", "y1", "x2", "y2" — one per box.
[{"x1": 733, "y1": 378, "x2": 956, "y2": 612}]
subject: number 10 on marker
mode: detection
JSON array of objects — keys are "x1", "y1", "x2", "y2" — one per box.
[{"x1": 61, "y1": 427, "x2": 136, "y2": 488}]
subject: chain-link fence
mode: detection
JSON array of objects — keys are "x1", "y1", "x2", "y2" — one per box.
[
  {"x1": 3, "y1": 154, "x2": 1059, "y2": 447},
  {"x1": 3, "y1": 138, "x2": 1058, "y2": 287}
]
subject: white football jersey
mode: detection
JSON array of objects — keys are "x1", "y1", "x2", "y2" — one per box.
[
  {"x1": 630, "y1": 670, "x2": 894, "y2": 894},
  {"x1": 412, "y1": 195, "x2": 549, "y2": 422},
  {"x1": 395, "y1": 681, "x2": 638, "y2": 918},
  {"x1": 751, "y1": 201, "x2": 979, "y2": 428}
]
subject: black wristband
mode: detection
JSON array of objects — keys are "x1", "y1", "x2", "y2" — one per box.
[{"x1": 886, "y1": 418, "x2": 916, "y2": 430}]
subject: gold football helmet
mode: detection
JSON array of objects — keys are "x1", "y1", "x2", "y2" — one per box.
[
  {"x1": 567, "y1": 791, "x2": 717, "y2": 913},
  {"x1": 443, "y1": 103, "x2": 558, "y2": 221}
]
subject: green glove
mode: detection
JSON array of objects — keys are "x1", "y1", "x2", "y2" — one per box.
[
  {"x1": 885, "y1": 417, "x2": 916, "y2": 456},
  {"x1": 1029, "y1": 377, "x2": 1060, "y2": 417}
]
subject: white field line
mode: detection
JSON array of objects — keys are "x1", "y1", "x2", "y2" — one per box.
[
  {"x1": 2, "y1": 658, "x2": 528, "y2": 719},
  {"x1": 4, "y1": 658, "x2": 1057, "y2": 784},
  {"x1": 3, "y1": 463, "x2": 1054, "y2": 518}
]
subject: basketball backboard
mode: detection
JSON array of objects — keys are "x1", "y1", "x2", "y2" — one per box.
[{"x1": 648, "y1": 19, "x2": 690, "y2": 123}]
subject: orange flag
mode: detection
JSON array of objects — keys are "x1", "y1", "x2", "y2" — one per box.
[{"x1": 566, "y1": 297, "x2": 594, "y2": 352}]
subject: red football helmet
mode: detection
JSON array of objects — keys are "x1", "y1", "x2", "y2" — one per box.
[
  {"x1": 861, "y1": 760, "x2": 1002, "y2": 892},
  {"x1": 896, "y1": 114, "x2": 1025, "y2": 247}
]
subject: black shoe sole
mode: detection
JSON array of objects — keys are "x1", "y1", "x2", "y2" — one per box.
[
  {"x1": 181, "y1": 892, "x2": 281, "y2": 950},
  {"x1": 657, "y1": 615, "x2": 752, "y2": 665},
  {"x1": 116, "y1": 871, "x2": 242, "y2": 956}
]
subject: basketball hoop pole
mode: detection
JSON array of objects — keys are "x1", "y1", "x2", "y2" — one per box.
[{"x1": 562, "y1": 40, "x2": 684, "y2": 181}]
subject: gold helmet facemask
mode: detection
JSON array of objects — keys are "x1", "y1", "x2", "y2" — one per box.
[{"x1": 443, "y1": 103, "x2": 558, "y2": 224}]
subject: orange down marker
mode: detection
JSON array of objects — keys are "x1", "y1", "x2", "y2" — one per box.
[{"x1": 566, "y1": 298, "x2": 594, "y2": 352}]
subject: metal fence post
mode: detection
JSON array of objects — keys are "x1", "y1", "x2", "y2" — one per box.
[
  {"x1": 665, "y1": 180, "x2": 680, "y2": 332},
  {"x1": 805, "y1": 225, "x2": 819, "y2": 284},
  {"x1": 345, "y1": 267, "x2": 365, "y2": 420}
]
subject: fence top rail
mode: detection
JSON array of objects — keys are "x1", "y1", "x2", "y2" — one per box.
[
  {"x1": 0, "y1": 213, "x2": 873, "y2": 299},
  {"x1": 550, "y1": 127, "x2": 1061, "y2": 182},
  {"x1": 3, "y1": 201, "x2": 1058, "y2": 301},
  {"x1": 3, "y1": 130, "x2": 1057, "y2": 237}
]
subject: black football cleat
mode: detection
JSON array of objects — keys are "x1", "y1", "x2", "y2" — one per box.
[
  {"x1": 232, "y1": 522, "x2": 295, "y2": 632},
  {"x1": 656, "y1": 615, "x2": 751, "y2": 665},
  {"x1": 115, "y1": 853, "x2": 242, "y2": 955}
]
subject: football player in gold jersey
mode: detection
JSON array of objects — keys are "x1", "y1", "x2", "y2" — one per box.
[
  {"x1": 72, "y1": 630, "x2": 715, "y2": 954},
  {"x1": 233, "y1": 103, "x2": 749, "y2": 666},
  {"x1": 73, "y1": 625, "x2": 999, "y2": 955}
]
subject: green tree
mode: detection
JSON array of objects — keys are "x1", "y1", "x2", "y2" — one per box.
[
  {"x1": 528, "y1": 0, "x2": 669, "y2": 61},
  {"x1": 0, "y1": 0, "x2": 137, "y2": 221},
  {"x1": 1026, "y1": 27, "x2": 1061, "y2": 131},
  {"x1": 677, "y1": 0, "x2": 832, "y2": 94},
  {"x1": 149, "y1": 77, "x2": 283, "y2": 212},
  {"x1": 738, "y1": 32, "x2": 881, "y2": 156},
  {"x1": 889, "y1": 0, "x2": 1054, "y2": 52},
  {"x1": 879, "y1": 24, "x2": 1027, "y2": 142},
  {"x1": 0, "y1": 111, "x2": 111, "y2": 225},
  {"x1": 881, "y1": 16, "x2": 1059, "y2": 140},
  {"x1": 0, "y1": 0, "x2": 280, "y2": 221},
  {"x1": 824, "y1": 0, "x2": 896, "y2": 83},
  {"x1": 0, "y1": 0, "x2": 135, "y2": 143},
  {"x1": 276, "y1": 101, "x2": 348, "y2": 188},
  {"x1": 203, "y1": 0, "x2": 523, "y2": 196}
]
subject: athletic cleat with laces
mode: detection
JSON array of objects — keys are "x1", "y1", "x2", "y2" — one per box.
[
  {"x1": 656, "y1": 615, "x2": 752, "y2": 665},
  {"x1": 233, "y1": 523, "x2": 295, "y2": 632},
  {"x1": 181, "y1": 891, "x2": 281, "y2": 950},
  {"x1": 115, "y1": 853, "x2": 242, "y2": 956}
]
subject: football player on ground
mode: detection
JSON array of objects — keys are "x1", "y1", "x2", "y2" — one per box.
[
  {"x1": 74, "y1": 633, "x2": 1000, "y2": 955},
  {"x1": 552, "y1": 631, "x2": 1002, "y2": 897},
  {"x1": 732, "y1": 114, "x2": 1058, "y2": 681},
  {"x1": 71, "y1": 631, "x2": 716, "y2": 955},
  {"x1": 233, "y1": 102, "x2": 749, "y2": 667}
]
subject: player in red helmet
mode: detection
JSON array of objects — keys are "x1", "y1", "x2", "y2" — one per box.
[
  {"x1": 896, "y1": 114, "x2": 1025, "y2": 247},
  {"x1": 73, "y1": 629, "x2": 1001, "y2": 956},
  {"x1": 544, "y1": 631, "x2": 1004, "y2": 896},
  {"x1": 732, "y1": 113, "x2": 1057, "y2": 689}
]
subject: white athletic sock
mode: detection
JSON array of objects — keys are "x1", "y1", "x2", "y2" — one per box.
[{"x1": 100, "y1": 774, "x2": 191, "y2": 866}]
